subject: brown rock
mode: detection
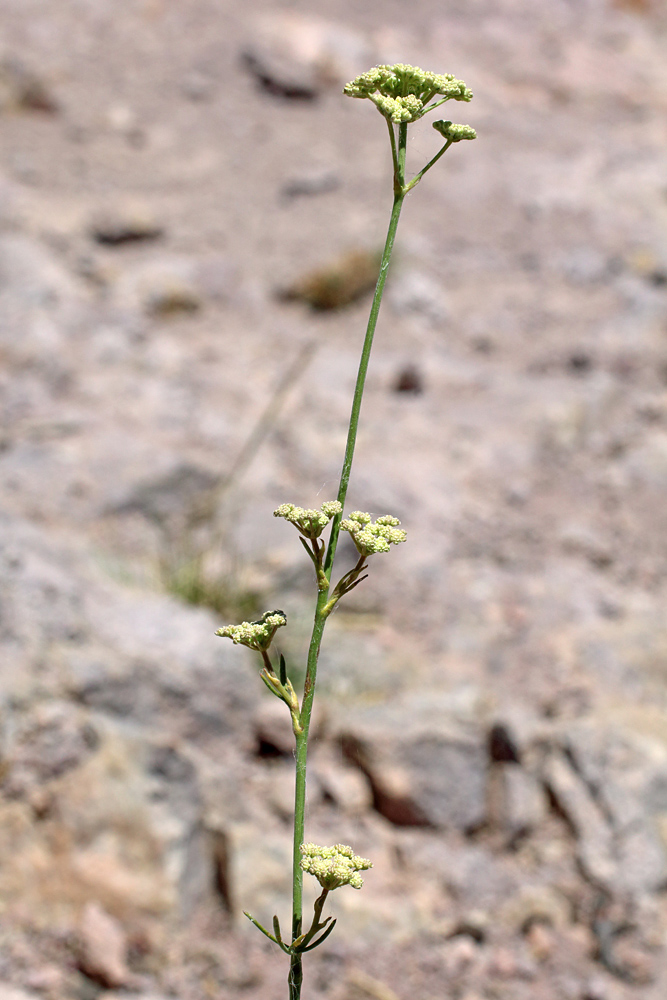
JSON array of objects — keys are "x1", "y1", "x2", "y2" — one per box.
[{"x1": 280, "y1": 249, "x2": 380, "y2": 311}]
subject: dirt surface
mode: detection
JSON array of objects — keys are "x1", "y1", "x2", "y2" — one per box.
[{"x1": 1, "y1": 0, "x2": 667, "y2": 998}]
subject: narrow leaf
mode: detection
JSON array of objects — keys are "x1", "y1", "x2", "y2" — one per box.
[
  {"x1": 273, "y1": 914, "x2": 283, "y2": 944},
  {"x1": 244, "y1": 911, "x2": 279, "y2": 946},
  {"x1": 260, "y1": 670, "x2": 282, "y2": 700},
  {"x1": 299, "y1": 536, "x2": 317, "y2": 563},
  {"x1": 301, "y1": 918, "x2": 338, "y2": 952}
]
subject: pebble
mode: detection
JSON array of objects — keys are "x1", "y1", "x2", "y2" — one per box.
[
  {"x1": 77, "y1": 902, "x2": 130, "y2": 988},
  {"x1": 89, "y1": 204, "x2": 163, "y2": 246}
]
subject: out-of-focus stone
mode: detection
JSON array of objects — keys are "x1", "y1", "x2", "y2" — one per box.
[
  {"x1": 280, "y1": 249, "x2": 380, "y2": 310},
  {"x1": 487, "y1": 762, "x2": 548, "y2": 838},
  {"x1": 23, "y1": 965, "x2": 67, "y2": 994},
  {"x1": 624, "y1": 432, "x2": 667, "y2": 489},
  {"x1": 543, "y1": 752, "x2": 617, "y2": 890},
  {"x1": 338, "y1": 692, "x2": 488, "y2": 831},
  {"x1": 552, "y1": 724, "x2": 667, "y2": 895},
  {"x1": 583, "y1": 974, "x2": 626, "y2": 1000},
  {"x1": 281, "y1": 167, "x2": 340, "y2": 199},
  {"x1": 499, "y1": 885, "x2": 571, "y2": 933},
  {"x1": 243, "y1": 15, "x2": 372, "y2": 98},
  {"x1": 221, "y1": 821, "x2": 292, "y2": 930},
  {"x1": 77, "y1": 902, "x2": 130, "y2": 988},
  {"x1": 559, "y1": 523, "x2": 614, "y2": 568},
  {"x1": 442, "y1": 935, "x2": 480, "y2": 976},
  {"x1": 0, "y1": 987, "x2": 41, "y2": 1000},
  {"x1": 0, "y1": 709, "x2": 214, "y2": 925},
  {"x1": 109, "y1": 462, "x2": 220, "y2": 531},
  {"x1": 254, "y1": 699, "x2": 297, "y2": 757},
  {"x1": 345, "y1": 968, "x2": 401, "y2": 1000},
  {"x1": 0, "y1": 58, "x2": 58, "y2": 113},
  {"x1": 0, "y1": 700, "x2": 98, "y2": 798},
  {"x1": 89, "y1": 203, "x2": 163, "y2": 246},
  {"x1": 313, "y1": 749, "x2": 373, "y2": 814},
  {"x1": 525, "y1": 921, "x2": 555, "y2": 961},
  {"x1": 114, "y1": 257, "x2": 203, "y2": 316},
  {"x1": 101, "y1": 995, "x2": 172, "y2": 1000}
]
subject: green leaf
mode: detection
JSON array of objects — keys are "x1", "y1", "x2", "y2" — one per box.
[{"x1": 300, "y1": 918, "x2": 338, "y2": 952}]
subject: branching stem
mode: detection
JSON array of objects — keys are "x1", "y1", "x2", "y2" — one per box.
[{"x1": 288, "y1": 122, "x2": 409, "y2": 1000}]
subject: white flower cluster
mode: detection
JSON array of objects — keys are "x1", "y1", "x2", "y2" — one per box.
[
  {"x1": 344, "y1": 64, "x2": 472, "y2": 124},
  {"x1": 432, "y1": 119, "x2": 477, "y2": 142},
  {"x1": 300, "y1": 843, "x2": 372, "y2": 890},
  {"x1": 340, "y1": 511, "x2": 406, "y2": 556},
  {"x1": 215, "y1": 610, "x2": 287, "y2": 651},
  {"x1": 273, "y1": 501, "x2": 342, "y2": 539}
]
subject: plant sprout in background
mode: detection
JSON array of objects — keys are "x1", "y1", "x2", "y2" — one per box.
[{"x1": 215, "y1": 64, "x2": 476, "y2": 1000}]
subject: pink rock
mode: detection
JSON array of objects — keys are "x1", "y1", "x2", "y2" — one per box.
[{"x1": 78, "y1": 901, "x2": 130, "y2": 988}]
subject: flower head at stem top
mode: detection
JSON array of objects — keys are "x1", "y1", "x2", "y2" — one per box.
[
  {"x1": 215, "y1": 609, "x2": 287, "y2": 652},
  {"x1": 339, "y1": 512, "x2": 406, "y2": 558},
  {"x1": 300, "y1": 843, "x2": 372, "y2": 891},
  {"x1": 344, "y1": 63, "x2": 472, "y2": 124},
  {"x1": 274, "y1": 501, "x2": 342, "y2": 540}
]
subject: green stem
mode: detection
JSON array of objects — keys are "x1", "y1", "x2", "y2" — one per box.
[
  {"x1": 404, "y1": 139, "x2": 453, "y2": 193},
  {"x1": 288, "y1": 123, "x2": 409, "y2": 1000}
]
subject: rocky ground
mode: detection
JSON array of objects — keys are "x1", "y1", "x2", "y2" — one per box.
[{"x1": 1, "y1": 0, "x2": 667, "y2": 998}]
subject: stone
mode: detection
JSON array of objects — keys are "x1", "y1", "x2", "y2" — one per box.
[
  {"x1": 345, "y1": 969, "x2": 401, "y2": 1000},
  {"x1": 243, "y1": 14, "x2": 372, "y2": 99},
  {"x1": 113, "y1": 257, "x2": 203, "y2": 316},
  {"x1": 0, "y1": 719, "x2": 214, "y2": 925},
  {"x1": 313, "y1": 749, "x2": 373, "y2": 814},
  {"x1": 280, "y1": 249, "x2": 380, "y2": 310},
  {"x1": 1, "y1": 700, "x2": 99, "y2": 798},
  {"x1": 77, "y1": 902, "x2": 130, "y2": 988},
  {"x1": 392, "y1": 364, "x2": 424, "y2": 395},
  {"x1": 499, "y1": 885, "x2": 571, "y2": 933},
  {"x1": 89, "y1": 204, "x2": 163, "y2": 246},
  {"x1": 0, "y1": 987, "x2": 41, "y2": 1000},
  {"x1": 0, "y1": 58, "x2": 58, "y2": 113},
  {"x1": 624, "y1": 432, "x2": 667, "y2": 489},
  {"x1": 254, "y1": 698, "x2": 297, "y2": 757},
  {"x1": 441, "y1": 936, "x2": 479, "y2": 976},
  {"x1": 544, "y1": 725, "x2": 667, "y2": 895},
  {"x1": 554, "y1": 724, "x2": 667, "y2": 895},
  {"x1": 220, "y1": 821, "x2": 292, "y2": 931},
  {"x1": 338, "y1": 692, "x2": 488, "y2": 831},
  {"x1": 181, "y1": 69, "x2": 216, "y2": 102},
  {"x1": 525, "y1": 921, "x2": 555, "y2": 961},
  {"x1": 108, "y1": 462, "x2": 220, "y2": 531},
  {"x1": 281, "y1": 167, "x2": 340, "y2": 199},
  {"x1": 487, "y1": 762, "x2": 548, "y2": 839},
  {"x1": 23, "y1": 965, "x2": 67, "y2": 993},
  {"x1": 559, "y1": 523, "x2": 614, "y2": 568},
  {"x1": 0, "y1": 234, "x2": 83, "y2": 362},
  {"x1": 101, "y1": 995, "x2": 172, "y2": 1000},
  {"x1": 582, "y1": 975, "x2": 626, "y2": 1000},
  {"x1": 542, "y1": 753, "x2": 618, "y2": 891}
]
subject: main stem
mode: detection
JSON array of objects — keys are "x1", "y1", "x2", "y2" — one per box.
[{"x1": 288, "y1": 123, "x2": 408, "y2": 1000}]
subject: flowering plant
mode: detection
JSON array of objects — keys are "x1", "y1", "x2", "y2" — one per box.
[{"x1": 215, "y1": 64, "x2": 476, "y2": 1000}]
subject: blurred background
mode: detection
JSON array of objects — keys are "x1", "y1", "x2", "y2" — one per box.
[{"x1": 1, "y1": 0, "x2": 667, "y2": 998}]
